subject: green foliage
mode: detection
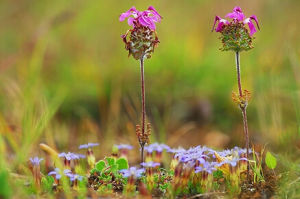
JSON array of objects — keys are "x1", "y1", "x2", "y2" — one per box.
[
  {"x1": 213, "y1": 170, "x2": 224, "y2": 179},
  {"x1": 116, "y1": 157, "x2": 129, "y2": 170},
  {"x1": 265, "y1": 152, "x2": 277, "y2": 170},
  {"x1": 92, "y1": 157, "x2": 129, "y2": 175},
  {"x1": 250, "y1": 147, "x2": 265, "y2": 183},
  {"x1": 95, "y1": 160, "x2": 106, "y2": 172},
  {"x1": 41, "y1": 176, "x2": 54, "y2": 193},
  {"x1": 105, "y1": 157, "x2": 115, "y2": 167},
  {"x1": 0, "y1": 170, "x2": 12, "y2": 199}
]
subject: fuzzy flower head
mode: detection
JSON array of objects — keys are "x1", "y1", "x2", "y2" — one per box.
[
  {"x1": 212, "y1": 6, "x2": 260, "y2": 52},
  {"x1": 120, "y1": 6, "x2": 161, "y2": 60}
]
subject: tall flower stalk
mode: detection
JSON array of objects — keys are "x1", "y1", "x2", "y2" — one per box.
[
  {"x1": 119, "y1": 6, "x2": 162, "y2": 163},
  {"x1": 212, "y1": 6, "x2": 260, "y2": 178}
]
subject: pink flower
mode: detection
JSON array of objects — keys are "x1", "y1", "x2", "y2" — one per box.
[
  {"x1": 212, "y1": 6, "x2": 260, "y2": 36},
  {"x1": 212, "y1": 16, "x2": 229, "y2": 32},
  {"x1": 119, "y1": 6, "x2": 162, "y2": 30}
]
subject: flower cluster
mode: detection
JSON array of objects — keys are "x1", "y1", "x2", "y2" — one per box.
[
  {"x1": 120, "y1": 6, "x2": 161, "y2": 60},
  {"x1": 48, "y1": 168, "x2": 84, "y2": 187},
  {"x1": 212, "y1": 6, "x2": 260, "y2": 51},
  {"x1": 167, "y1": 145, "x2": 249, "y2": 193}
]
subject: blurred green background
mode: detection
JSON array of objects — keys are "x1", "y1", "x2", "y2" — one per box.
[{"x1": 0, "y1": 0, "x2": 300, "y2": 164}]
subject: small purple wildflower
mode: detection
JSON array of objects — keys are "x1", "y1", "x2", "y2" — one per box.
[
  {"x1": 29, "y1": 156, "x2": 43, "y2": 166},
  {"x1": 78, "y1": 143, "x2": 99, "y2": 149},
  {"x1": 140, "y1": 161, "x2": 160, "y2": 168},
  {"x1": 48, "y1": 168, "x2": 73, "y2": 180},
  {"x1": 68, "y1": 173, "x2": 84, "y2": 182},
  {"x1": 120, "y1": 167, "x2": 145, "y2": 178},
  {"x1": 119, "y1": 6, "x2": 162, "y2": 31},
  {"x1": 144, "y1": 143, "x2": 170, "y2": 153},
  {"x1": 115, "y1": 144, "x2": 134, "y2": 150},
  {"x1": 59, "y1": 152, "x2": 85, "y2": 160},
  {"x1": 195, "y1": 162, "x2": 217, "y2": 174}
]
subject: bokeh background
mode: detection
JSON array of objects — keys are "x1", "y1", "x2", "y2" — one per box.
[{"x1": 0, "y1": 0, "x2": 300, "y2": 165}]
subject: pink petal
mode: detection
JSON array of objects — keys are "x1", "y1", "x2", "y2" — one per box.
[
  {"x1": 233, "y1": 6, "x2": 243, "y2": 13},
  {"x1": 212, "y1": 16, "x2": 221, "y2": 32},
  {"x1": 119, "y1": 6, "x2": 137, "y2": 21},
  {"x1": 138, "y1": 15, "x2": 151, "y2": 26},
  {"x1": 225, "y1": 6, "x2": 245, "y2": 21},
  {"x1": 250, "y1": 15, "x2": 260, "y2": 30},
  {"x1": 127, "y1": 17, "x2": 135, "y2": 27},
  {"x1": 216, "y1": 21, "x2": 225, "y2": 32},
  {"x1": 246, "y1": 20, "x2": 257, "y2": 36},
  {"x1": 147, "y1": 6, "x2": 162, "y2": 20}
]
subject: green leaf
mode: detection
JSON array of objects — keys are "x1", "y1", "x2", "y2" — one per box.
[
  {"x1": 95, "y1": 160, "x2": 106, "y2": 172},
  {"x1": 116, "y1": 157, "x2": 129, "y2": 170},
  {"x1": 105, "y1": 157, "x2": 116, "y2": 166},
  {"x1": 0, "y1": 170, "x2": 12, "y2": 199},
  {"x1": 41, "y1": 176, "x2": 54, "y2": 192},
  {"x1": 265, "y1": 151, "x2": 277, "y2": 169}
]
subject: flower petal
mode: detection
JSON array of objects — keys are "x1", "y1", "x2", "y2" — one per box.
[
  {"x1": 212, "y1": 16, "x2": 221, "y2": 32},
  {"x1": 119, "y1": 6, "x2": 137, "y2": 21},
  {"x1": 225, "y1": 6, "x2": 245, "y2": 21},
  {"x1": 244, "y1": 18, "x2": 257, "y2": 36},
  {"x1": 250, "y1": 15, "x2": 260, "y2": 30},
  {"x1": 147, "y1": 6, "x2": 162, "y2": 20}
]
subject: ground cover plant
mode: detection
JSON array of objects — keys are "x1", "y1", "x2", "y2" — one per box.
[{"x1": 0, "y1": 0, "x2": 300, "y2": 198}]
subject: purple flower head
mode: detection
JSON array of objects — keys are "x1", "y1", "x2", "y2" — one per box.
[
  {"x1": 48, "y1": 168, "x2": 62, "y2": 179},
  {"x1": 48, "y1": 168, "x2": 74, "y2": 180},
  {"x1": 120, "y1": 167, "x2": 145, "y2": 178},
  {"x1": 119, "y1": 6, "x2": 162, "y2": 30},
  {"x1": 59, "y1": 152, "x2": 84, "y2": 160},
  {"x1": 78, "y1": 143, "x2": 99, "y2": 149},
  {"x1": 145, "y1": 143, "x2": 170, "y2": 153},
  {"x1": 67, "y1": 173, "x2": 84, "y2": 182},
  {"x1": 212, "y1": 6, "x2": 260, "y2": 36},
  {"x1": 29, "y1": 156, "x2": 43, "y2": 166},
  {"x1": 115, "y1": 144, "x2": 133, "y2": 150},
  {"x1": 140, "y1": 161, "x2": 160, "y2": 168}
]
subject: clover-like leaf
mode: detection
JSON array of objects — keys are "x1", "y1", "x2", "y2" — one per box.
[
  {"x1": 116, "y1": 157, "x2": 129, "y2": 170},
  {"x1": 95, "y1": 160, "x2": 106, "y2": 172},
  {"x1": 105, "y1": 157, "x2": 116, "y2": 167}
]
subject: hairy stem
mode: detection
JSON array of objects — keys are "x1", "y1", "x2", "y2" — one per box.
[
  {"x1": 140, "y1": 57, "x2": 146, "y2": 163},
  {"x1": 235, "y1": 51, "x2": 250, "y2": 179},
  {"x1": 235, "y1": 51, "x2": 243, "y2": 97}
]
